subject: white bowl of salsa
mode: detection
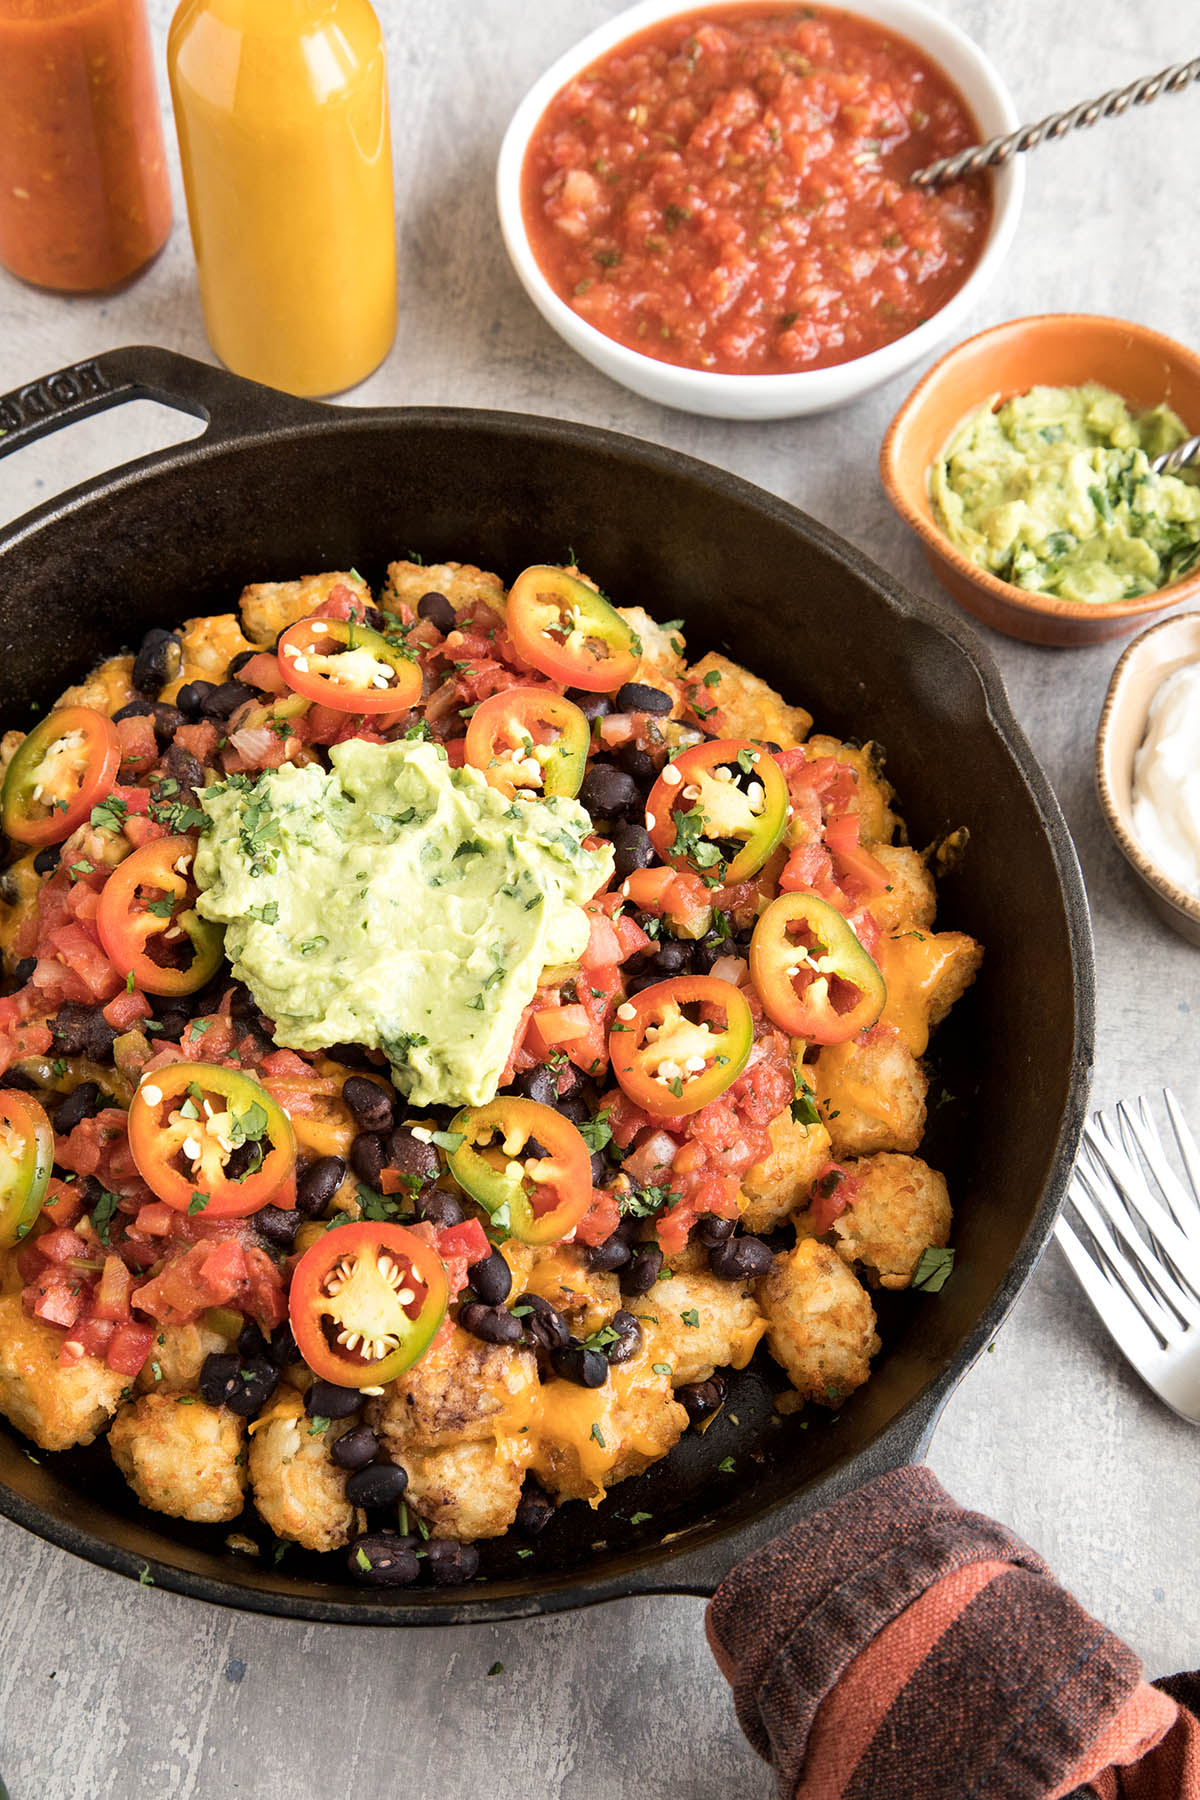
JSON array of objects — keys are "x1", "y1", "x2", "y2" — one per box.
[{"x1": 497, "y1": 0, "x2": 1024, "y2": 419}]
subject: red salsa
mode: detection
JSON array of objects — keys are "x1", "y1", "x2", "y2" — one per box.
[{"x1": 521, "y1": 4, "x2": 992, "y2": 375}]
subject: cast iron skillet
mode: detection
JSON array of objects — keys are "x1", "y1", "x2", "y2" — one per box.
[{"x1": 0, "y1": 346, "x2": 1093, "y2": 1625}]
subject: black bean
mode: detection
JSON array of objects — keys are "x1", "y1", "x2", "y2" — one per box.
[
  {"x1": 515, "y1": 1481, "x2": 555, "y2": 1536},
  {"x1": 268, "y1": 1321, "x2": 298, "y2": 1368},
  {"x1": 151, "y1": 1001, "x2": 191, "y2": 1043},
  {"x1": 296, "y1": 1155, "x2": 346, "y2": 1218},
  {"x1": 414, "y1": 1186, "x2": 465, "y2": 1229},
  {"x1": 54, "y1": 1082, "x2": 102, "y2": 1134},
  {"x1": 198, "y1": 1352, "x2": 279, "y2": 1417},
  {"x1": 654, "y1": 940, "x2": 693, "y2": 977},
  {"x1": 385, "y1": 1127, "x2": 439, "y2": 1185},
  {"x1": 617, "y1": 744, "x2": 657, "y2": 787},
  {"x1": 150, "y1": 703, "x2": 185, "y2": 745},
  {"x1": 323, "y1": 1041, "x2": 377, "y2": 1069},
  {"x1": 12, "y1": 957, "x2": 35, "y2": 986},
  {"x1": 709, "y1": 1236, "x2": 774, "y2": 1280},
  {"x1": 198, "y1": 681, "x2": 256, "y2": 721},
  {"x1": 616, "y1": 682, "x2": 672, "y2": 715},
  {"x1": 621, "y1": 1245, "x2": 663, "y2": 1296},
  {"x1": 306, "y1": 1378, "x2": 362, "y2": 1420},
  {"x1": 515, "y1": 1292, "x2": 569, "y2": 1355},
  {"x1": 611, "y1": 822, "x2": 656, "y2": 881},
  {"x1": 468, "y1": 1250, "x2": 511, "y2": 1307},
  {"x1": 424, "y1": 1539, "x2": 480, "y2": 1585},
  {"x1": 347, "y1": 1533, "x2": 420, "y2": 1586},
  {"x1": 237, "y1": 1318, "x2": 268, "y2": 1358},
  {"x1": 550, "y1": 1341, "x2": 609, "y2": 1388},
  {"x1": 459, "y1": 1302, "x2": 524, "y2": 1346},
  {"x1": 227, "y1": 649, "x2": 257, "y2": 678},
  {"x1": 82, "y1": 1010, "x2": 118, "y2": 1063},
  {"x1": 331, "y1": 1425, "x2": 380, "y2": 1471},
  {"x1": 564, "y1": 687, "x2": 610, "y2": 723},
  {"x1": 416, "y1": 591, "x2": 456, "y2": 634},
  {"x1": 605, "y1": 1309, "x2": 643, "y2": 1365},
  {"x1": 695, "y1": 1214, "x2": 735, "y2": 1249},
  {"x1": 33, "y1": 845, "x2": 61, "y2": 876},
  {"x1": 677, "y1": 1376, "x2": 726, "y2": 1425},
  {"x1": 349, "y1": 1131, "x2": 384, "y2": 1187},
  {"x1": 342, "y1": 1075, "x2": 395, "y2": 1133},
  {"x1": 586, "y1": 1233, "x2": 632, "y2": 1274},
  {"x1": 345, "y1": 1459, "x2": 409, "y2": 1509},
  {"x1": 163, "y1": 742, "x2": 205, "y2": 790},
  {"x1": 553, "y1": 1090, "x2": 590, "y2": 1126},
  {"x1": 579, "y1": 761, "x2": 642, "y2": 821},
  {"x1": 112, "y1": 699, "x2": 155, "y2": 725},
  {"x1": 176, "y1": 679, "x2": 217, "y2": 720},
  {"x1": 223, "y1": 1140, "x2": 261, "y2": 1182},
  {"x1": 50, "y1": 1002, "x2": 114, "y2": 1061},
  {"x1": 132, "y1": 627, "x2": 182, "y2": 696},
  {"x1": 514, "y1": 1066, "x2": 558, "y2": 1106},
  {"x1": 255, "y1": 1205, "x2": 301, "y2": 1250},
  {"x1": 589, "y1": 1151, "x2": 610, "y2": 1187}
]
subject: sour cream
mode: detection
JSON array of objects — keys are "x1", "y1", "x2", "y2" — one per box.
[{"x1": 1131, "y1": 661, "x2": 1200, "y2": 898}]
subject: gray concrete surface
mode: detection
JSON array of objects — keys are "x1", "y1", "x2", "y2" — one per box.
[{"x1": 0, "y1": 1, "x2": 1197, "y2": 1795}]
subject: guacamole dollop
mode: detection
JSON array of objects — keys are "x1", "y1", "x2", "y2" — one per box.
[
  {"x1": 193, "y1": 739, "x2": 613, "y2": 1107},
  {"x1": 930, "y1": 383, "x2": 1200, "y2": 604}
]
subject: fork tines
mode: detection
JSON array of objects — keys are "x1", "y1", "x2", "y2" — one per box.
[{"x1": 1054, "y1": 1089, "x2": 1200, "y2": 1424}]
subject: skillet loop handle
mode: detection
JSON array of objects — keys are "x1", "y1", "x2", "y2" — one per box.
[{"x1": 0, "y1": 343, "x2": 325, "y2": 464}]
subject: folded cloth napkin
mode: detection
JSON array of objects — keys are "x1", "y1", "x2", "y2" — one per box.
[{"x1": 706, "y1": 1466, "x2": 1200, "y2": 1800}]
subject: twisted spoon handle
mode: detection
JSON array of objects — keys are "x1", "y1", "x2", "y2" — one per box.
[{"x1": 912, "y1": 55, "x2": 1200, "y2": 188}]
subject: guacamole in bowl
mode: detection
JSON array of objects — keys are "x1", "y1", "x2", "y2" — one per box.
[{"x1": 930, "y1": 382, "x2": 1200, "y2": 604}]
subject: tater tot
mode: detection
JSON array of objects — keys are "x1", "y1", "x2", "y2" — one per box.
[
  {"x1": 401, "y1": 1441, "x2": 528, "y2": 1540},
  {"x1": 799, "y1": 1153, "x2": 951, "y2": 1290},
  {"x1": 248, "y1": 1387, "x2": 363, "y2": 1551},
  {"x1": 108, "y1": 1392, "x2": 246, "y2": 1523},
  {"x1": 632, "y1": 1269, "x2": 765, "y2": 1387},
  {"x1": 758, "y1": 1238, "x2": 880, "y2": 1405},
  {"x1": 0, "y1": 1295, "x2": 128, "y2": 1452}
]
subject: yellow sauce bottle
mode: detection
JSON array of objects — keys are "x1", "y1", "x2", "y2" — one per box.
[{"x1": 167, "y1": 0, "x2": 396, "y2": 396}]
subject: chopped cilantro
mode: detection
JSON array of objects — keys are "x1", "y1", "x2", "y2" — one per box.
[
  {"x1": 308, "y1": 1415, "x2": 331, "y2": 1435},
  {"x1": 718, "y1": 1456, "x2": 736, "y2": 1474},
  {"x1": 187, "y1": 1192, "x2": 209, "y2": 1216},
  {"x1": 590, "y1": 1422, "x2": 606, "y2": 1447},
  {"x1": 680, "y1": 1308, "x2": 700, "y2": 1328},
  {"x1": 577, "y1": 1109, "x2": 613, "y2": 1154},
  {"x1": 912, "y1": 1246, "x2": 955, "y2": 1293},
  {"x1": 91, "y1": 1189, "x2": 120, "y2": 1244}
]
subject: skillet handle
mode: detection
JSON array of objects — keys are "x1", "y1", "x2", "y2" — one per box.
[
  {"x1": 0, "y1": 344, "x2": 324, "y2": 464},
  {"x1": 609, "y1": 1381, "x2": 949, "y2": 1603}
]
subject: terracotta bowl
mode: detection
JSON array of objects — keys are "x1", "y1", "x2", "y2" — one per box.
[
  {"x1": 1096, "y1": 612, "x2": 1200, "y2": 945},
  {"x1": 881, "y1": 314, "x2": 1200, "y2": 646}
]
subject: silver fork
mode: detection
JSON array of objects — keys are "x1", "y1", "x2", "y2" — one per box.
[{"x1": 1053, "y1": 1090, "x2": 1200, "y2": 1424}]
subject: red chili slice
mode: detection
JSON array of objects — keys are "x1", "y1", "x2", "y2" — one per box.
[
  {"x1": 96, "y1": 835, "x2": 224, "y2": 996},
  {"x1": 647, "y1": 739, "x2": 788, "y2": 884},
  {"x1": 608, "y1": 974, "x2": 754, "y2": 1117},
  {"x1": 127, "y1": 1063, "x2": 296, "y2": 1217},
  {"x1": 446, "y1": 1097, "x2": 592, "y2": 1245},
  {"x1": 463, "y1": 687, "x2": 589, "y2": 799},
  {"x1": 749, "y1": 892, "x2": 886, "y2": 1043},
  {"x1": 506, "y1": 566, "x2": 639, "y2": 693},
  {"x1": 1, "y1": 707, "x2": 121, "y2": 847},
  {"x1": 289, "y1": 1221, "x2": 449, "y2": 1386},
  {"x1": 276, "y1": 613, "x2": 422, "y2": 714}
]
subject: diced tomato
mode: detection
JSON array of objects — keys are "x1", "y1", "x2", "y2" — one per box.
[
  {"x1": 808, "y1": 1165, "x2": 858, "y2": 1234},
  {"x1": 55, "y1": 1108, "x2": 130, "y2": 1181},
  {"x1": 581, "y1": 907, "x2": 623, "y2": 969},
  {"x1": 123, "y1": 814, "x2": 169, "y2": 849},
  {"x1": 443, "y1": 737, "x2": 467, "y2": 767},
  {"x1": 525, "y1": 1004, "x2": 589, "y2": 1058},
  {"x1": 242, "y1": 1245, "x2": 287, "y2": 1330},
  {"x1": 43, "y1": 1177, "x2": 86, "y2": 1230},
  {"x1": 614, "y1": 913, "x2": 652, "y2": 960},
  {"x1": 259, "y1": 1048, "x2": 314, "y2": 1080},
  {"x1": 105, "y1": 1321, "x2": 154, "y2": 1376},
  {"x1": 198, "y1": 1238, "x2": 249, "y2": 1299},
  {"x1": 63, "y1": 1316, "x2": 115, "y2": 1362},
  {"x1": 103, "y1": 989, "x2": 153, "y2": 1030},
  {"x1": 93, "y1": 1254, "x2": 134, "y2": 1321},
  {"x1": 417, "y1": 1217, "x2": 490, "y2": 1305},
  {"x1": 174, "y1": 721, "x2": 219, "y2": 762},
  {"x1": 115, "y1": 713, "x2": 158, "y2": 778},
  {"x1": 134, "y1": 1201, "x2": 177, "y2": 1236},
  {"x1": 26, "y1": 1272, "x2": 83, "y2": 1328},
  {"x1": 574, "y1": 1186, "x2": 621, "y2": 1247},
  {"x1": 37, "y1": 1227, "x2": 90, "y2": 1264},
  {"x1": 238, "y1": 651, "x2": 288, "y2": 695}
]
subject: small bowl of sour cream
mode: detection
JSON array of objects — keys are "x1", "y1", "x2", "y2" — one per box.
[{"x1": 1096, "y1": 611, "x2": 1200, "y2": 945}]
